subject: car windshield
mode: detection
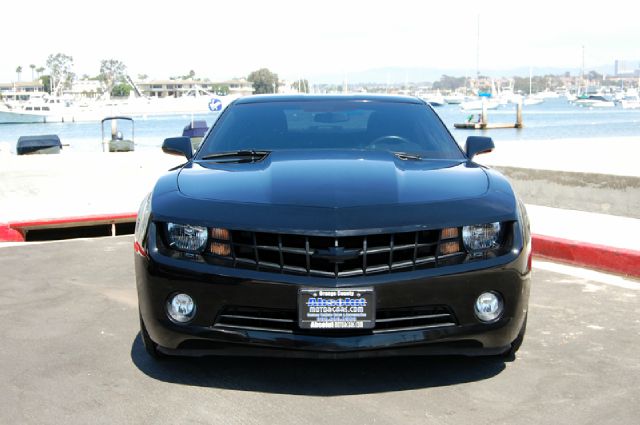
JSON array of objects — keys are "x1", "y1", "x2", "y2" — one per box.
[{"x1": 197, "y1": 99, "x2": 464, "y2": 160}]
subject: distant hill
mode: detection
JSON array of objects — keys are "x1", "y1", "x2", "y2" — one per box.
[{"x1": 298, "y1": 64, "x2": 614, "y2": 85}]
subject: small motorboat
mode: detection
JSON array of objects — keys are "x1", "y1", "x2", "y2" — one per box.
[
  {"x1": 573, "y1": 95, "x2": 615, "y2": 108},
  {"x1": 182, "y1": 120, "x2": 209, "y2": 151},
  {"x1": 16, "y1": 134, "x2": 62, "y2": 155},
  {"x1": 101, "y1": 116, "x2": 134, "y2": 152}
]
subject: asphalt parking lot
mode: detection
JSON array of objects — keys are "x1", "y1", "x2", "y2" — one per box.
[{"x1": 1, "y1": 236, "x2": 638, "y2": 424}]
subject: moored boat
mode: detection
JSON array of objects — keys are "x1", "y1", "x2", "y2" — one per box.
[
  {"x1": 16, "y1": 134, "x2": 62, "y2": 155},
  {"x1": 574, "y1": 95, "x2": 615, "y2": 108},
  {"x1": 460, "y1": 98, "x2": 500, "y2": 111},
  {"x1": 101, "y1": 116, "x2": 135, "y2": 152}
]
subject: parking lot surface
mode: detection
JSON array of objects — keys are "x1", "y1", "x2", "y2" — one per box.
[{"x1": 1, "y1": 236, "x2": 638, "y2": 424}]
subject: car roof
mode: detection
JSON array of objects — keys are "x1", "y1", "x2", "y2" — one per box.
[{"x1": 234, "y1": 94, "x2": 426, "y2": 105}]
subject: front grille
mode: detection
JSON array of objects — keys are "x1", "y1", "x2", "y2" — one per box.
[
  {"x1": 207, "y1": 228, "x2": 465, "y2": 278},
  {"x1": 213, "y1": 306, "x2": 457, "y2": 334}
]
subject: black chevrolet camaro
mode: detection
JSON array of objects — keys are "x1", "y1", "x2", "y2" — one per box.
[{"x1": 134, "y1": 94, "x2": 531, "y2": 359}]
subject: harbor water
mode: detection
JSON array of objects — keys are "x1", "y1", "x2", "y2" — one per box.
[{"x1": 0, "y1": 98, "x2": 638, "y2": 154}]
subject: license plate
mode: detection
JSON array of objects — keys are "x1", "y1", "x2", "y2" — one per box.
[{"x1": 298, "y1": 288, "x2": 375, "y2": 330}]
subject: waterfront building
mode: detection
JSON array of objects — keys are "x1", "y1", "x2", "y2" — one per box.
[
  {"x1": 136, "y1": 78, "x2": 253, "y2": 98},
  {"x1": 0, "y1": 81, "x2": 45, "y2": 101},
  {"x1": 614, "y1": 60, "x2": 640, "y2": 77}
]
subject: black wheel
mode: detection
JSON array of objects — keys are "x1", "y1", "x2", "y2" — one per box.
[
  {"x1": 139, "y1": 312, "x2": 165, "y2": 360},
  {"x1": 504, "y1": 314, "x2": 527, "y2": 358}
]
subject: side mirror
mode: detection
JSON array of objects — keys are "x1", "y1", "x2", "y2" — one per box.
[
  {"x1": 465, "y1": 136, "x2": 495, "y2": 161},
  {"x1": 162, "y1": 136, "x2": 193, "y2": 160}
]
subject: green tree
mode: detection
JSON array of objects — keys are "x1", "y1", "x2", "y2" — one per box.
[
  {"x1": 432, "y1": 75, "x2": 467, "y2": 91},
  {"x1": 212, "y1": 84, "x2": 230, "y2": 95},
  {"x1": 99, "y1": 59, "x2": 127, "y2": 96},
  {"x1": 247, "y1": 68, "x2": 279, "y2": 94},
  {"x1": 183, "y1": 70, "x2": 196, "y2": 80},
  {"x1": 587, "y1": 70, "x2": 603, "y2": 81},
  {"x1": 137, "y1": 73, "x2": 148, "y2": 81},
  {"x1": 292, "y1": 79, "x2": 309, "y2": 93},
  {"x1": 111, "y1": 83, "x2": 132, "y2": 97},
  {"x1": 46, "y1": 53, "x2": 74, "y2": 95},
  {"x1": 16, "y1": 66, "x2": 22, "y2": 82},
  {"x1": 29, "y1": 64, "x2": 35, "y2": 81},
  {"x1": 36, "y1": 66, "x2": 45, "y2": 80},
  {"x1": 41, "y1": 75, "x2": 52, "y2": 93}
]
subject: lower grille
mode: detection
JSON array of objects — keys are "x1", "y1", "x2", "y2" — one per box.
[
  {"x1": 215, "y1": 307, "x2": 297, "y2": 333},
  {"x1": 213, "y1": 306, "x2": 457, "y2": 334},
  {"x1": 374, "y1": 306, "x2": 456, "y2": 333}
]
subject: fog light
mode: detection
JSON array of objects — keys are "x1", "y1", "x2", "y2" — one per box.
[
  {"x1": 474, "y1": 292, "x2": 503, "y2": 322},
  {"x1": 167, "y1": 293, "x2": 196, "y2": 323}
]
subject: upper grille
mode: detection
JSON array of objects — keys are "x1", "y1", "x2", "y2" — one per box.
[{"x1": 206, "y1": 228, "x2": 465, "y2": 278}]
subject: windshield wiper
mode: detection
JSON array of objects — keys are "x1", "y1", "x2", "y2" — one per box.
[
  {"x1": 394, "y1": 152, "x2": 422, "y2": 161},
  {"x1": 201, "y1": 150, "x2": 271, "y2": 163}
]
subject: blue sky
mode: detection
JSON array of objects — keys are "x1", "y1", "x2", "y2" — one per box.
[{"x1": 3, "y1": 0, "x2": 639, "y2": 83}]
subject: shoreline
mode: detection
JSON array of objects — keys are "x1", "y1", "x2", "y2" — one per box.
[{"x1": 2, "y1": 135, "x2": 639, "y2": 173}]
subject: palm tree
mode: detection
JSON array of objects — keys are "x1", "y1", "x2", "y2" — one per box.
[
  {"x1": 16, "y1": 66, "x2": 22, "y2": 82},
  {"x1": 30, "y1": 64, "x2": 36, "y2": 81},
  {"x1": 36, "y1": 67, "x2": 45, "y2": 80}
]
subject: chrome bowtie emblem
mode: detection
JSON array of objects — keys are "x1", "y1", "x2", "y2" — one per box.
[{"x1": 313, "y1": 246, "x2": 362, "y2": 263}]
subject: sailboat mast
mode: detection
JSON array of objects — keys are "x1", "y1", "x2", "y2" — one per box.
[
  {"x1": 476, "y1": 14, "x2": 480, "y2": 81},
  {"x1": 581, "y1": 45, "x2": 585, "y2": 95}
]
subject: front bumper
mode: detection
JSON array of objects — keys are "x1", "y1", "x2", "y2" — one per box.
[{"x1": 136, "y1": 224, "x2": 531, "y2": 358}]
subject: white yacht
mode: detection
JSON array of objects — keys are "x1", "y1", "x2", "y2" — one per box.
[
  {"x1": 0, "y1": 89, "x2": 239, "y2": 124},
  {"x1": 460, "y1": 97, "x2": 500, "y2": 111},
  {"x1": 0, "y1": 92, "x2": 76, "y2": 123},
  {"x1": 443, "y1": 93, "x2": 467, "y2": 104},
  {"x1": 573, "y1": 95, "x2": 615, "y2": 108}
]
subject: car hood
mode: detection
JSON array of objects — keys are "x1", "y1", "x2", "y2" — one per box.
[{"x1": 176, "y1": 150, "x2": 488, "y2": 208}]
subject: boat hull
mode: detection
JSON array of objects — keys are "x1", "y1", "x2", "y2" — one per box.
[{"x1": 0, "y1": 110, "x2": 47, "y2": 124}]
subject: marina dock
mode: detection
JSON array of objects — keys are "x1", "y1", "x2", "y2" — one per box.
[{"x1": 454, "y1": 100, "x2": 524, "y2": 130}]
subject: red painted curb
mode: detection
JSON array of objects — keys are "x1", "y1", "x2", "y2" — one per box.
[
  {"x1": 533, "y1": 234, "x2": 640, "y2": 278},
  {"x1": 9, "y1": 213, "x2": 137, "y2": 230},
  {"x1": 0, "y1": 224, "x2": 25, "y2": 242}
]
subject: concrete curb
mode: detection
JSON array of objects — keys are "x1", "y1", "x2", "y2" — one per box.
[
  {"x1": 1, "y1": 213, "x2": 137, "y2": 242},
  {"x1": 2, "y1": 214, "x2": 638, "y2": 278},
  {"x1": 532, "y1": 235, "x2": 640, "y2": 278}
]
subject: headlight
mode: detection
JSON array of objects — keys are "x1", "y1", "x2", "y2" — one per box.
[
  {"x1": 462, "y1": 222, "x2": 501, "y2": 255},
  {"x1": 167, "y1": 223, "x2": 208, "y2": 252}
]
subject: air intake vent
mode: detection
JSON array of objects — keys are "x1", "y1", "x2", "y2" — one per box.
[{"x1": 212, "y1": 306, "x2": 457, "y2": 334}]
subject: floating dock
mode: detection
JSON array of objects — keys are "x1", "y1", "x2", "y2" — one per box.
[{"x1": 455, "y1": 100, "x2": 523, "y2": 130}]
